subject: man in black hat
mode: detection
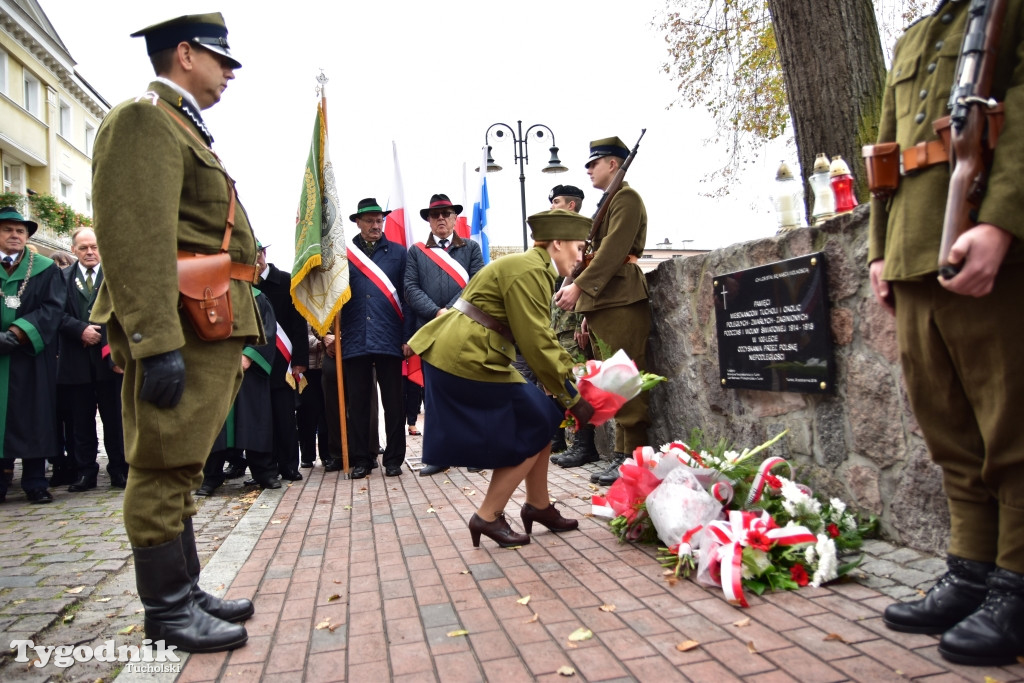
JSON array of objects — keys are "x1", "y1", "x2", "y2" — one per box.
[
  {"x1": 554, "y1": 137, "x2": 650, "y2": 486},
  {"x1": 322, "y1": 199, "x2": 408, "y2": 479},
  {"x1": 90, "y1": 13, "x2": 260, "y2": 653},
  {"x1": 0, "y1": 207, "x2": 65, "y2": 504},
  {"x1": 404, "y1": 194, "x2": 484, "y2": 476}
]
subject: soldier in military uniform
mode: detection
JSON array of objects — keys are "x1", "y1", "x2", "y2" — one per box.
[
  {"x1": 868, "y1": 0, "x2": 1024, "y2": 666},
  {"x1": 90, "y1": 13, "x2": 261, "y2": 653},
  {"x1": 554, "y1": 137, "x2": 650, "y2": 486},
  {"x1": 409, "y1": 210, "x2": 595, "y2": 548}
]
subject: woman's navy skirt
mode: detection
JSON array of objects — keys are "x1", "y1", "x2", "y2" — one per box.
[{"x1": 421, "y1": 362, "x2": 562, "y2": 469}]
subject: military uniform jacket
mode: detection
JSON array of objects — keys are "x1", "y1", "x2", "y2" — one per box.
[
  {"x1": 404, "y1": 233, "x2": 484, "y2": 337},
  {"x1": 409, "y1": 247, "x2": 581, "y2": 411},
  {"x1": 574, "y1": 183, "x2": 648, "y2": 313},
  {"x1": 0, "y1": 252, "x2": 65, "y2": 460},
  {"x1": 90, "y1": 81, "x2": 262, "y2": 359},
  {"x1": 57, "y1": 264, "x2": 116, "y2": 384},
  {"x1": 868, "y1": 0, "x2": 1024, "y2": 280}
]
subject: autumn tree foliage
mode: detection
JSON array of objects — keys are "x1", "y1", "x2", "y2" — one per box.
[{"x1": 658, "y1": 0, "x2": 926, "y2": 199}]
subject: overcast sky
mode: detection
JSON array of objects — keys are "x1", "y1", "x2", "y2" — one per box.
[{"x1": 42, "y1": 0, "x2": 786, "y2": 267}]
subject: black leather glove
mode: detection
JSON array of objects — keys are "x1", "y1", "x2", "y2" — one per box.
[
  {"x1": 569, "y1": 397, "x2": 595, "y2": 426},
  {"x1": 0, "y1": 330, "x2": 21, "y2": 355},
  {"x1": 140, "y1": 350, "x2": 185, "y2": 409}
]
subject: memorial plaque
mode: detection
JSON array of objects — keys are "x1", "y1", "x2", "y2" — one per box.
[{"x1": 713, "y1": 252, "x2": 834, "y2": 393}]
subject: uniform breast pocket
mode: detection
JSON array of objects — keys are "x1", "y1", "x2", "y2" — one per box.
[
  {"x1": 891, "y1": 55, "x2": 920, "y2": 119},
  {"x1": 934, "y1": 34, "x2": 964, "y2": 103},
  {"x1": 187, "y1": 147, "x2": 229, "y2": 204},
  {"x1": 481, "y1": 329, "x2": 515, "y2": 371}
]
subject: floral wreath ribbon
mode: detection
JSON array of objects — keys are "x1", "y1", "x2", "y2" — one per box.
[{"x1": 707, "y1": 510, "x2": 816, "y2": 607}]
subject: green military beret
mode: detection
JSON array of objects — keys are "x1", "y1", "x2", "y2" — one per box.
[
  {"x1": 585, "y1": 136, "x2": 629, "y2": 168},
  {"x1": 528, "y1": 210, "x2": 592, "y2": 241},
  {"x1": 131, "y1": 12, "x2": 241, "y2": 69}
]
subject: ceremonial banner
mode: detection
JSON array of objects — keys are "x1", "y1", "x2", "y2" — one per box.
[
  {"x1": 384, "y1": 141, "x2": 414, "y2": 248},
  {"x1": 471, "y1": 146, "x2": 491, "y2": 264},
  {"x1": 291, "y1": 100, "x2": 350, "y2": 336}
]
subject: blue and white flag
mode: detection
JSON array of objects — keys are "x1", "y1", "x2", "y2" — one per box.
[{"x1": 471, "y1": 146, "x2": 491, "y2": 264}]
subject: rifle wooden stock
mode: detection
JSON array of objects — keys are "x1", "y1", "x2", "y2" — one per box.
[
  {"x1": 569, "y1": 129, "x2": 646, "y2": 281},
  {"x1": 938, "y1": 0, "x2": 1007, "y2": 279}
]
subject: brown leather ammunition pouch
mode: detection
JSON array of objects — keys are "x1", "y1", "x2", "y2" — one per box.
[
  {"x1": 178, "y1": 250, "x2": 234, "y2": 341},
  {"x1": 862, "y1": 142, "x2": 901, "y2": 202}
]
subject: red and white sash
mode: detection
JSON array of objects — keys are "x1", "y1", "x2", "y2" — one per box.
[
  {"x1": 347, "y1": 240, "x2": 404, "y2": 320},
  {"x1": 274, "y1": 322, "x2": 307, "y2": 392},
  {"x1": 415, "y1": 242, "x2": 468, "y2": 288}
]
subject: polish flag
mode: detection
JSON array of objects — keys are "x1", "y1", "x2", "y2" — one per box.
[
  {"x1": 454, "y1": 162, "x2": 471, "y2": 239},
  {"x1": 384, "y1": 141, "x2": 414, "y2": 247}
]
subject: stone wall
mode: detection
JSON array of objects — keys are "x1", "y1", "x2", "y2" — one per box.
[{"x1": 642, "y1": 204, "x2": 949, "y2": 555}]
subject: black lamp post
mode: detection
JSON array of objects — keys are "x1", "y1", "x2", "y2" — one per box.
[{"x1": 481, "y1": 121, "x2": 568, "y2": 251}]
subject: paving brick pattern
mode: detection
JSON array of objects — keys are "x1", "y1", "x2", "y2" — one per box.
[{"x1": 2, "y1": 420, "x2": 1024, "y2": 682}]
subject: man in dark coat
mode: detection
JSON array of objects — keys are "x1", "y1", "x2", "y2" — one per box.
[
  {"x1": 403, "y1": 193, "x2": 484, "y2": 476},
  {"x1": 0, "y1": 207, "x2": 65, "y2": 504},
  {"x1": 323, "y1": 198, "x2": 407, "y2": 479},
  {"x1": 57, "y1": 227, "x2": 128, "y2": 491},
  {"x1": 254, "y1": 242, "x2": 307, "y2": 483},
  {"x1": 199, "y1": 290, "x2": 279, "y2": 494}
]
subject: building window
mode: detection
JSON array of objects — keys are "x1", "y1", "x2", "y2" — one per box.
[
  {"x1": 60, "y1": 179, "x2": 72, "y2": 201},
  {"x1": 85, "y1": 194, "x2": 92, "y2": 214},
  {"x1": 3, "y1": 162, "x2": 24, "y2": 194},
  {"x1": 59, "y1": 100, "x2": 71, "y2": 138},
  {"x1": 23, "y1": 72, "x2": 41, "y2": 117},
  {"x1": 85, "y1": 122, "x2": 96, "y2": 156},
  {"x1": 0, "y1": 49, "x2": 8, "y2": 95}
]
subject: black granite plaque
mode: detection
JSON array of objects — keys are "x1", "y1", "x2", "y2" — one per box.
[{"x1": 713, "y1": 252, "x2": 834, "y2": 393}]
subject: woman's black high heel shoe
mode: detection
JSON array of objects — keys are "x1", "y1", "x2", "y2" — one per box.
[{"x1": 469, "y1": 513, "x2": 530, "y2": 548}]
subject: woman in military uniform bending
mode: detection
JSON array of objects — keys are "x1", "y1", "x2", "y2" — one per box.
[{"x1": 408, "y1": 210, "x2": 595, "y2": 548}]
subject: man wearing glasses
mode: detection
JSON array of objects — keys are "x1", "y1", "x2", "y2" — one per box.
[{"x1": 404, "y1": 194, "x2": 484, "y2": 475}]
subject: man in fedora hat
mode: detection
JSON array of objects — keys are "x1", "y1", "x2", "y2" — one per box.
[
  {"x1": 554, "y1": 137, "x2": 650, "y2": 486},
  {"x1": 90, "y1": 13, "x2": 261, "y2": 653},
  {"x1": 404, "y1": 194, "x2": 484, "y2": 476},
  {"x1": 322, "y1": 199, "x2": 408, "y2": 479},
  {"x1": 0, "y1": 207, "x2": 65, "y2": 505}
]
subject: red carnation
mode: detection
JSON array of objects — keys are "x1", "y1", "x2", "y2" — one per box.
[
  {"x1": 790, "y1": 564, "x2": 810, "y2": 586},
  {"x1": 746, "y1": 529, "x2": 774, "y2": 552},
  {"x1": 827, "y1": 523, "x2": 840, "y2": 538}
]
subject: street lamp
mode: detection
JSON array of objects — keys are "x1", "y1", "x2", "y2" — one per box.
[{"x1": 481, "y1": 120, "x2": 568, "y2": 251}]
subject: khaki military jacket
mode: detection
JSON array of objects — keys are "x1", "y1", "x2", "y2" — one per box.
[
  {"x1": 91, "y1": 81, "x2": 262, "y2": 359},
  {"x1": 574, "y1": 183, "x2": 648, "y2": 312},
  {"x1": 409, "y1": 247, "x2": 581, "y2": 411},
  {"x1": 868, "y1": 0, "x2": 1024, "y2": 280}
]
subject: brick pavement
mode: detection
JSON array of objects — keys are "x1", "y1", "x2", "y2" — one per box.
[{"x1": 2, "y1": 422, "x2": 1024, "y2": 682}]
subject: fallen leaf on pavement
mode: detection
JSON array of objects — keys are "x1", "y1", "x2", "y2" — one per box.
[
  {"x1": 427, "y1": 507, "x2": 436, "y2": 514},
  {"x1": 62, "y1": 615, "x2": 74, "y2": 623},
  {"x1": 64, "y1": 586, "x2": 85, "y2": 595},
  {"x1": 733, "y1": 617, "x2": 751, "y2": 627},
  {"x1": 343, "y1": 505, "x2": 352, "y2": 510},
  {"x1": 446, "y1": 629, "x2": 469, "y2": 638},
  {"x1": 315, "y1": 619, "x2": 331, "y2": 630},
  {"x1": 526, "y1": 613, "x2": 539, "y2": 623},
  {"x1": 587, "y1": 484, "x2": 599, "y2": 491},
  {"x1": 676, "y1": 640, "x2": 700, "y2": 652},
  {"x1": 516, "y1": 595, "x2": 531, "y2": 605},
  {"x1": 117, "y1": 625, "x2": 138, "y2": 635},
  {"x1": 460, "y1": 570, "x2": 470, "y2": 575},
  {"x1": 270, "y1": 520, "x2": 281, "y2": 525},
  {"x1": 327, "y1": 594, "x2": 340, "y2": 602},
  {"x1": 746, "y1": 641, "x2": 758, "y2": 654},
  {"x1": 94, "y1": 598, "x2": 111, "y2": 603},
  {"x1": 557, "y1": 666, "x2": 576, "y2": 676},
  {"x1": 259, "y1": 504, "x2": 268, "y2": 508},
  {"x1": 599, "y1": 604, "x2": 616, "y2": 612},
  {"x1": 567, "y1": 627, "x2": 593, "y2": 642},
  {"x1": 824, "y1": 633, "x2": 848, "y2": 643}
]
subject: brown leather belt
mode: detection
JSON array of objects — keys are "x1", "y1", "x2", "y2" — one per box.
[
  {"x1": 178, "y1": 251, "x2": 260, "y2": 285},
  {"x1": 453, "y1": 298, "x2": 514, "y2": 344},
  {"x1": 902, "y1": 139, "x2": 949, "y2": 174}
]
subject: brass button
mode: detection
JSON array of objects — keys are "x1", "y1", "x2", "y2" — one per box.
[
  {"x1": 131, "y1": 333, "x2": 143, "y2": 342},
  {"x1": 915, "y1": 112, "x2": 926, "y2": 124}
]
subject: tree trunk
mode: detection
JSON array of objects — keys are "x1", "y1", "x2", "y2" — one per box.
[{"x1": 767, "y1": 0, "x2": 887, "y2": 205}]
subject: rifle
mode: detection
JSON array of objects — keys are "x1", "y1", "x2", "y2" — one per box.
[
  {"x1": 568, "y1": 129, "x2": 646, "y2": 281},
  {"x1": 938, "y1": 0, "x2": 1007, "y2": 280}
]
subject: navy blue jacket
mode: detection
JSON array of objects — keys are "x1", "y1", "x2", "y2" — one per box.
[
  {"x1": 404, "y1": 233, "x2": 484, "y2": 338},
  {"x1": 341, "y1": 234, "x2": 407, "y2": 359}
]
